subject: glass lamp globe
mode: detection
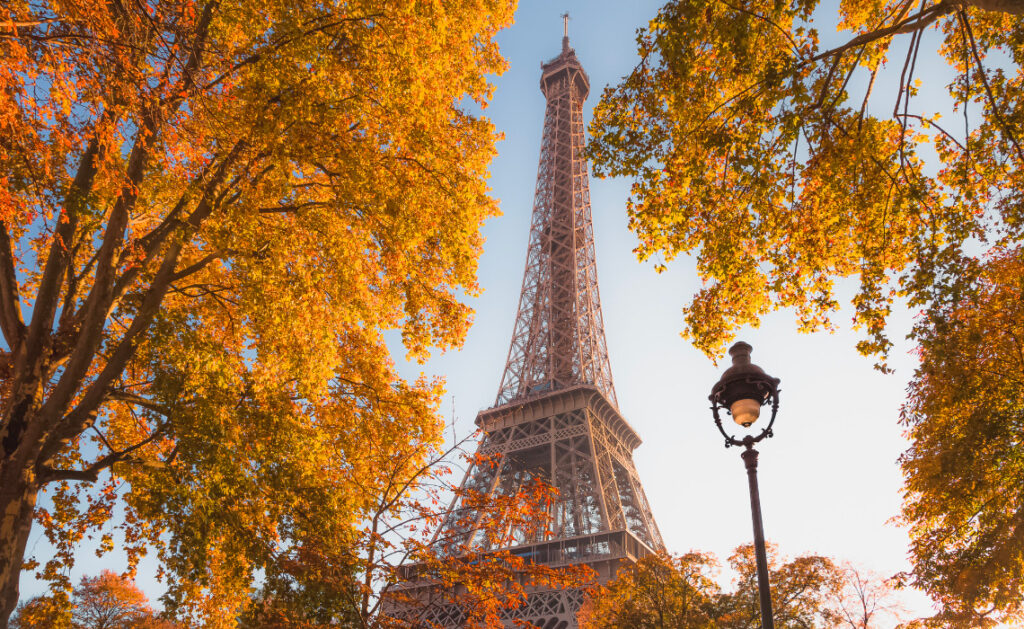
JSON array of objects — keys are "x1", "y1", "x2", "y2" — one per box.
[{"x1": 730, "y1": 398, "x2": 762, "y2": 427}]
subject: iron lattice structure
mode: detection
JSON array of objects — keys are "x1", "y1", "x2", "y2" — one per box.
[
  {"x1": 395, "y1": 30, "x2": 664, "y2": 629},
  {"x1": 495, "y1": 34, "x2": 615, "y2": 409}
]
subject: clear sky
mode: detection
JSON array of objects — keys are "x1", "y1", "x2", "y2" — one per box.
[
  {"x1": 22, "y1": 1, "x2": 966, "y2": 624},
  {"x1": 395, "y1": 0, "x2": 944, "y2": 623}
]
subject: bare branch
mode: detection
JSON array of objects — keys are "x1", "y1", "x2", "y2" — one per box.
[
  {"x1": 894, "y1": 113, "x2": 966, "y2": 151},
  {"x1": 898, "y1": 21, "x2": 925, "y2": 180}
]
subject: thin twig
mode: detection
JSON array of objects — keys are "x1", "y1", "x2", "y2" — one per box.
[{"x1": 959, "y1": 9, "x2": 1024, "y2": 164}]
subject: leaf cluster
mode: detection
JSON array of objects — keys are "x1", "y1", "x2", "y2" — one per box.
[
  {"x1": 376, "y1": 456, "x2": 594, "y2": 629},
  {"x1": 898, "y1": 246, "x2": 1024, "y2": 625},
  {"x1": 580, "y1": 544, "x2": 902, "y2": 629},
  {"x1": 588, "y1": 0, "x2": 1024, "y2": 367}
]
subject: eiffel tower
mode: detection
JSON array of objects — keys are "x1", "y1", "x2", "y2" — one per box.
[{"x1": 408, "y1": 20, "x2": 664, "y2": 629}]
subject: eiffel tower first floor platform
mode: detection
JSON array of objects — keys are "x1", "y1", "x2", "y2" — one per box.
[
  {"x1": 388, "y1": 385, "x2": 664, "y2": 628},
  {"x1": 462, "y1": 385, "x2": 664, "y2": 552},
  {"x1": 388, "y1": 528, "x2": 655, "y2": 628}
]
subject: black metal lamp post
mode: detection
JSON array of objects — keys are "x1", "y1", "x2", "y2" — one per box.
[{"x1": 709, "y1": 341, "x2": 781, "y2": 629}]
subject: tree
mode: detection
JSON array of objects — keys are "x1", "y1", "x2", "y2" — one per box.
[
  {"x1": 577, "y1": 551, "x2": 721, "y2": 629},
  {"x1": 579, "y1": 545, "x2": 889, "y2": 628},
  {"x1": 827, "y1": 563, "x2": 904, "y2": 629},
  {"x1": 70, "y1": 571, "x2": 176, "y2": 629},
  {"x1": 8, "y1": 595, "x2": 68, "y2": 629},
  {"x1": 233, "y1": 442, "x2": 593, "y2": 629},
  {"x1": 0, "y1": 0, "x2": 515, "y2": 625},
  {"x1": 898, "y1": 246, "x2": 1024, "y2": 626},
  {"x1": 715, "y1": 544, "x2": 844, "y2": 628},
  {"x1": 588, "y1": 0, "x2": 1024, "y2": 366},
  {"x1": 72, "y1": 571, "x2": 150, "y2": 629},
  {"x1": 13, "y1": 570, "x2": 175, "y2": 629}
]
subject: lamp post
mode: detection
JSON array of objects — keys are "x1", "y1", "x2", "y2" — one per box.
[{"x1": 709, "y1": 341, "x2": 781, "y2": 629}]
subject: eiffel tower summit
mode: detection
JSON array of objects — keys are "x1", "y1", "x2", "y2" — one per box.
[{"x1": 410, "y1": 18, "x2": 664, "y2": 628}]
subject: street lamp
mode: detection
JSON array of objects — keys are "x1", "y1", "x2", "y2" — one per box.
[{"x1": 709, "y1": 341, "x2": 781, "y2": 629}]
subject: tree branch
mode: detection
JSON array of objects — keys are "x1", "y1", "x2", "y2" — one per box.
[
  {"x1": 810, "y1": 1, "x2": 954, "y2": 63},
  {"x1": 40, "y1": 139, "x2": 249, "y2": 459},
  {"x1": 41, "y1": 248, "x2": 182, "y2": 459},
  {"x1": 257, "y1": 201, "x2": 328, "y2": 214},
  {"x1": 958, "y1": 10, "x2": 1024, "y2": 164},
  {"x1": 37, "y1": 107, "x2": 159, "y2": 432},
  {"x1": 107, "y1": 390, "x2": 172, "y2": 416},
  {"x1": 169, "y1": 252, "x2": 221, "y2": 281},
  {"x1": 21, "y1": 135, "x2": 100, "y2": 364},
  {"x1": 38, "y1": 422, "x2": 168, "y2": 484},
  {"x1": 966, "y1": 0, "x2": 1024, "y2": 15},
  {"x1": 0, "y1": 222, "x2": 25, "y2": 348}
]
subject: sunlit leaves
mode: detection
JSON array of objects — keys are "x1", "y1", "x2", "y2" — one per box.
[
  {"x1": 578, "y1": 551, "x2": 720, "y2": 629},
  {"x1": 899, "y1": 247, "x2": 1024, "y2": 624},
  {"x1": 588, "y1": 0, "x2": 1023, "y2": 365},
  {"x1": 579, "y1": 545, "x2": 893, "y2": 628},
  {"x1": 591, "y1": 0, "x2": 1024, "y2": 620},
  {"x1": 1, "y1": 0, "x2": 515, "y2": 622}
]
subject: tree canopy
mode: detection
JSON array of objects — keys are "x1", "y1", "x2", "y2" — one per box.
[
  {"x1": 899, "y1": 246, "x2": 1024, "y2": 625},
  {"x1": 588, "y1": 0, "x2": 1024, "y2": 366},
  {"x1": 578, "y1": 551, "x2": 721, "y2": 629},
  {"x1": 0, "y1": 0, "x2": 515, "y2": 624},
  {"x1": 579, "y1": 545, "x2": 899, "y2": 628},
  {"x1": 13, "y1": 570, "x2": 174, "y2": 629}
]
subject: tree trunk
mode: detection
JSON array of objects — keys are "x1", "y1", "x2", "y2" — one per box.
[{"x1": 0, "y1": 466, "x2": 38, "y2": 629}]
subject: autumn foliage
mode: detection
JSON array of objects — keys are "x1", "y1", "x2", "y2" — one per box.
[
  {"x1": 238, "y1": 446, "x2": 593, "y2": 628},
  {"x1": 899, "y1": 247, "x2": 1024, "y2": 626},
  {"x1": 588, "y1": 0, "x2": 1024, "y2": 366},
  {"x1": 13, "y1": 570, "x2": 173, "y2": 628},
  {"x1": 579, "y1": 545, "x2": 903, "y2": 629},
  {"x1": 588, "y1": 0, "x2": 1024, "y2": 622},
  {"x1": 0, "y1": 0, "x2": 516, "y2": 625},
  {"x1": 385, "y1": 473, "x2": 594, "y2": 629},
  {"x1": 578, "y1": 551, "x2": 720, "y2": 628}
]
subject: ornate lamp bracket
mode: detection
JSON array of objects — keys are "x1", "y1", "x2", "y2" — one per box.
[{"x1": 709, "y1": 375, "x2": 780, "y2": 449}]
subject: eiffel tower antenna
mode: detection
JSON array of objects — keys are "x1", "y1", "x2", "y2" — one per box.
[
  {"x1": 561, "y1": 12, "x2": 570, "y2": 51},
  {"x1": 393, "y1": 28, "x2": 663, "y2": 629}
]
